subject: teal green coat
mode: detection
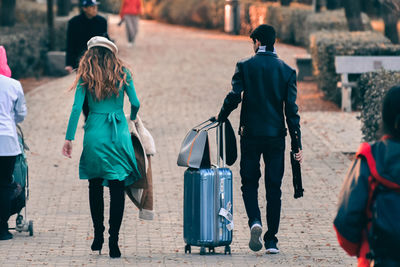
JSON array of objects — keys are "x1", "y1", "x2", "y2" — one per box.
[{"x1": 65, "y1": 70, "x2": 141, "y2": 186}]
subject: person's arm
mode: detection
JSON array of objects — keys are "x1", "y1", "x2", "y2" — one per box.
[
  {"x1": 65, "y1": 81, "x2": 86, "y2": 141},
  {"x1": 334, "y1": 158, "x2": 370, "y2": 256},
  {"x1": 65, "y1": 20, "x2": 74, "y2": 69},
  {"x1": 285, "y1": 71, "x2": 302, "y2": 152},
  {"x1": 217, "y1": 61, "x2": 244, "y2": 122},
  {"x1": 125, "y1": 70, "x2": 140, "y2": 120},
  {"x1": 119, "y1": 0, "x2": 125, "y2": 19},
  {"x1": 14, "y1": 82, "x2": 27, "y2": 123}
]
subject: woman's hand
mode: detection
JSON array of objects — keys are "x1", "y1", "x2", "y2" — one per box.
[{"x1": 62, "y1": 140, "x2": 73, "y2": 158}]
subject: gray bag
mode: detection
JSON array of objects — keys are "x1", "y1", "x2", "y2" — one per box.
[{"x1": 177, "y1": 119, "x2": 217, "y2": 169}]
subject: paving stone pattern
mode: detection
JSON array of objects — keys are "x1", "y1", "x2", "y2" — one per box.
[{"x1": 0, "y1": 16, "x2": 362, "y2": 266}]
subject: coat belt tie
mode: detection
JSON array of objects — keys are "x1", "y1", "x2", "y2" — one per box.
[{"x1": 107, "y1": 112, "x2": 122, "y2": 143}]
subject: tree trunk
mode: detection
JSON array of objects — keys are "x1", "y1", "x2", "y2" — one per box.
[
  {"x1": 57, "y1": 0, "x2": 71, "y2": 16},
  {"x1": 313, "y1": 0, "x2": 326, "y2": 12},
  {"x1": 280, "y1": 0, "x2": 292, "y2": 6},
  {"x1": 343, "y1": 0, "x2": 364, "y2": 31},
  {"x1": 326, "y1": 0, "x2": 342, "y2": 10},
  {"x1": 382, "y1": 3, "x2": 399, "y2": 43},
  {"x1": 47, "y1": 0, "x2": 55, "y2": 50},
  {"x1": 0, "y1": 0, "x2": 16, "y2": 26}
]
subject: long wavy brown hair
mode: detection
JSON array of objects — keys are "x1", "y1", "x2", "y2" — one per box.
[{"x1": 70, "y1": 46, "x2": 128, "y2": 100}]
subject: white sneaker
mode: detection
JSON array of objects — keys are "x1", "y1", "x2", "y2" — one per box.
[
  {"x1": 265, "y1": 239, "x2": 280, "y2": 254},
  {"x1": 127, "y1": 42, "x2": 133, "y2": 48},
  {"x1": 249, "y1": 223, "x2": 263, "y2": 252}
]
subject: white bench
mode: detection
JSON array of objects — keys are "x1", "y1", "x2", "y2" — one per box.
[{"x1": 335, "y1": 56, "x2": 400, "y2": 112}]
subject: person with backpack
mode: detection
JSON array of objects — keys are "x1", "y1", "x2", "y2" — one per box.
[
  {"x1": 0, "y1": 46, "x2": 27, "y2": 240},
  {"x1": 62, "y1": 36, "x2": 141, "y2": 258},
  {"x1": 334, "y1": 85, "x2": 400, "y2": 267}
]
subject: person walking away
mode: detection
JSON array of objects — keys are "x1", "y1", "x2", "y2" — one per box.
[
  {"x1": 65, "y1": 0, "x2": 108, "y2": 121},
  {"x1": 334, "y1": 85, "x2": 400, "y2": 267},
  {"x1": 62, "y1": 37, "x2": 141, "y2": 258},
  {"x1": 216, "y1": 24, "x2": 303, "y2": 253},
  {"x1": 0, "y1": 46, "x2": 27, "y2": 240},
  {"x1": 119, "y1": 0, "x2": 141, "y2": 47}
]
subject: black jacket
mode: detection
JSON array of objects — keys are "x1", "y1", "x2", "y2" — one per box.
[
  {"x1": 66, "y1": 13, "x2": 108, "y2": 68},
  {"x1": 218, "y1": 51, "x2": 301, "y2": 150}
]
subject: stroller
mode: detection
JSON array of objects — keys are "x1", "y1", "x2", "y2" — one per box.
[{"x1": 8, "y1": 125, "x2": 33, "y2": 236}]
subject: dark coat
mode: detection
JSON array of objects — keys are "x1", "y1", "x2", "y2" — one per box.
[
  {"x1": 66, "y1": 13, "x2": 108, "y2": 68},
  {"x1": 218, "y1": 51, "x2": 301, "y2": 150},
  {"x1": 334, "y1": 137, "x2": 400, "y2": 267}
]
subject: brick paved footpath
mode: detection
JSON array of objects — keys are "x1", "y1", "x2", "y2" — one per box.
[{"x1": 0, "y1": 16, "x2": 362, "y2": 266}]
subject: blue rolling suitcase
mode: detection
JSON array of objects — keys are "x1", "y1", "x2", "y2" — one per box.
[{"x1": 183, "y1": 123, "x2": 233, "y2": 255}]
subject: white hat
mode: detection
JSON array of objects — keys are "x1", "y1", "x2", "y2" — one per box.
[{"x1": 87, "y1": 36, "x2": 118, "y2": 54}]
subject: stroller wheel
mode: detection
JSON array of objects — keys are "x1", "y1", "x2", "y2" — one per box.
[
  {"x1": 28, "y1": 220, "x2": 33, "y2": 236},
  {"x1": 16, "y1": 215, "x2": 24, "y2": 232}
]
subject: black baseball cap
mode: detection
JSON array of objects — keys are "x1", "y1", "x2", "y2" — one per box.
[{"x1": 81, "y1": 0, "x2": 99, "y2": 7}]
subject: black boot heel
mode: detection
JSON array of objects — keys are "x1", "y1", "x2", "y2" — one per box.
[
  {"x1": 91, "y1": 236, "x2": 104, "y2": 254},
  {"x1": 109, "y1": 238, "x2": 121, "y2": 258}
]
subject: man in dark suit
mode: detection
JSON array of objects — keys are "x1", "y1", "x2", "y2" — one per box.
[
  {"x1": 217, "y1": 24, "x2": 303, "y2": 254},
  {"x1": 65, "y1": 0, "x2": 108, "y2": 120}
]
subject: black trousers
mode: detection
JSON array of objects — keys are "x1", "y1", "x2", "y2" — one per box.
[
  {"x1": 0, "y1": 156, "x2": 17, "y2": 233},
  {"x1": 240, "y1": 137, "x2": 285, "y2": 242},
  {"x1": 88, "y1": 178, "x2": 125, "y2": 239}
]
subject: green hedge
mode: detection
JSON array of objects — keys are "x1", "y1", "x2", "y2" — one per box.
[
  {"x1": 0, "y1": 26, "x2": 48, "y2": 79},
  {"x1": 98, "y1": 0, "x2": 121, "y2": 14},
  {"x1": 309, "y1": 31, "x2": 400, "y2": 107},
  {"x1": 358, "y1": 70, "x2": 400, "y2": 142},
  {"x1": 151, "y1": 0, "x2": 225, "y2": 29},
  {"x1": 15, "y1": 0, "x2": 49, "y2": 25},
  {"x1": 248, "y1": 5, "x2": 372, "y2": 47},
  {"x1": 266, "y1": 4, "x2": 313, "y2": 44},
  {"x1": 300, "y1": 9, "x2": 372, "y2": 46}
]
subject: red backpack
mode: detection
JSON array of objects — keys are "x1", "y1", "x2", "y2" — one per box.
[{"x1": 357, "y1": 142, "x2": 400, "y2": 265}]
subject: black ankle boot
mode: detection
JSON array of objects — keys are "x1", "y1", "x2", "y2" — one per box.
[
  {"x1": 109, "y1": 236, "x2": 121, "y2": 258},
  {"x1": 91, "y1": 235, "x2": 104, "y2": 254}
]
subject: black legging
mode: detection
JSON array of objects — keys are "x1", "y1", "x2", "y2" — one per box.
[
  {"x1": 88, "y1": 178, "x2": 125, "y2": 239},
  {"x1": 0, "y1": 156, "x2": 17, "y2": 233}
]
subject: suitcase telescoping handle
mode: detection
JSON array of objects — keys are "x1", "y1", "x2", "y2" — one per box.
[{"x1": 216, "y1": 122, "x2": 226, "y2": 168}]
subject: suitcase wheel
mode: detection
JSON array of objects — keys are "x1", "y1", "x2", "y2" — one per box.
[
  {"x1": 28, "y1": 220, "x2": 33, "y2": 236},
  {"x1": 208, "y1": 247, "x2": 215, "y2": 254},
  {"x1": 184, "y1": 244, "x2": 191, "y2": 254},
  {"x1": 200, "y1": 246, "x2": 206, "y2": 255},
  {"x1": 224, "y1": 245, "x2": 231, "y2": 255}
]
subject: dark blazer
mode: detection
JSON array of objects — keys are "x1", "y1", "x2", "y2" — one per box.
[
  {"x1": 218, "y1": 51, "x2": 302, "y2": 150},
  {"x1": 66, "y1": 13, "x2": 108, "y2": 68}
]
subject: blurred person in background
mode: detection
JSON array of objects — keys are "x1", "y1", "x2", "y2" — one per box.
[
  {"x1": 65, "y1": 0, "x2": 108, "y2": 121},
  {"x1": 119, "y1": 0, "x2": 142, "y2": 47},
  {"x1": 0, "y1": 46, "x2": 27, "y2": 240}
]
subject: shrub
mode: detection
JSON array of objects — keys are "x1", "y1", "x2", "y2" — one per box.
[
  {"x1": 153, "y1": 0, "x2": 225, "y2": 29},
  {"x1": 309, "y1": 31, "x2": 400, "y2": 107},
  {"x1": 0, "y1": 26, "x2": 48, "y2": 79},
  {"x1": 300, "y1": 9, "x2": 372, "y2": 47},
  {"x1": 15, "y1": 0, "x2": 48, "y2": 25},
  {"x1": 358, "y1": 70, "x2": 400, "y2": 142},
  {"x1": 266, "y1": 4, "x2": 312, "y2": 44},
  {"x1": 98, "y1": 0, "x2": 121, "y2": 14}
]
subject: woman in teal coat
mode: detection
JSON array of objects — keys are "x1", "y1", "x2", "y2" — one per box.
[{"x1": 62, "y1": 36, "x2": 140, "y2": 258}]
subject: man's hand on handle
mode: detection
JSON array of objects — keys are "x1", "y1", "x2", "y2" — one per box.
[{"x1": 294, "y1": 149, "x2": 303, "y2": 164}]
